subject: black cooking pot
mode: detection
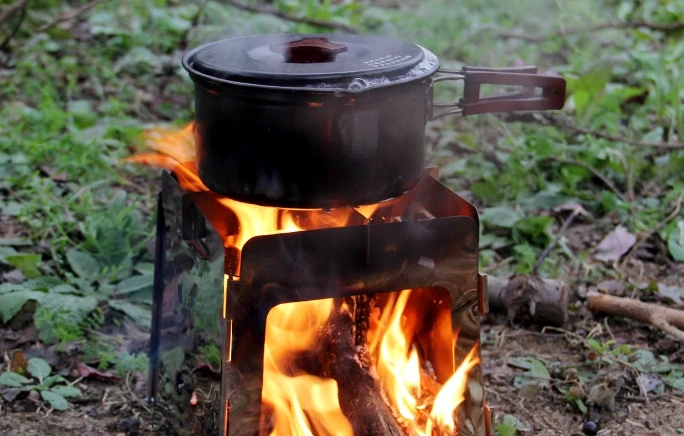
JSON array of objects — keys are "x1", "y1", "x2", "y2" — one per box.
[{"x1": 182, "y1": 34, "x2": 565, "y2": 208}]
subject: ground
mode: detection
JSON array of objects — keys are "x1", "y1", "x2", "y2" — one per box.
[{"x1": 1, "y1": 0, "x2": 684, "y2": 435}]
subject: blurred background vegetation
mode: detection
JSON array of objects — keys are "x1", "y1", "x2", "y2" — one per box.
[{"x1": 0, "y1": 0, "x2": 683, "y2": 431}]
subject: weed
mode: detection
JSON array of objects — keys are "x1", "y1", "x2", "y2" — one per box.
[{"x1": 0, "y1": 358, "x2": 82, "y2": 411}]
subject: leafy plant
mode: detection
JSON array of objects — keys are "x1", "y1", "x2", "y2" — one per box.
[{"x1": 0, "y1": 358, "x2": 81, "y2": 411}]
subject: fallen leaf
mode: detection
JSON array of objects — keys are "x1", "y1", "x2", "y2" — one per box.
[
  {"x1": 594, "y1": 226, "x2": 636, "y2": 262},
  {"x1": 74, "y1": 361, "x2": 121, "y2": 382},
  {"x1": 636, "y1": 373, "x2": 661, "y2": 395},
  {"x1": 596, "y1": 280, "x2": 625, "y2": 293},
  {"x1": 658, "y1": 284, "x2": 684, "y2": 305},
  {"x1": 0, "y1": 386, "x2": 22, "y2": 402},
  {"x1": 10, "y1": 350, "x2": 27, "y2": 374},
  {"x1": 2, "y1": 269, "x2": 26, "y2": 283}
]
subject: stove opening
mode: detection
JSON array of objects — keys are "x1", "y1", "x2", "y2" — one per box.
[{"x1": 260, "y1": 288, "x2": 480, "y2": 436}]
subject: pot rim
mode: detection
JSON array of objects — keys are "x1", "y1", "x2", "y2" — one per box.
[{"x1": 182, "y1": 40, "x2": 440, "y2": 94}]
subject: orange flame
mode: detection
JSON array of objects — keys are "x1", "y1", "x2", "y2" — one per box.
[
  {"x1": 263, "y1": 299, "x2": 353, "y2": 435},
  {"x1": 129, "y1": 124, "x2": 481, "y2": 435},
  {"x1": 427, "y1": 345, "x2": 480, "y2": 435},
  {"x1": 368, "y1": 290, "x2": 480, "y2": 435}
]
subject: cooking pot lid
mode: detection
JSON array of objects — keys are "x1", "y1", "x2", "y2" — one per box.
[{"x1": 184, "y1": 33, "x2": 434, "y2": 89}]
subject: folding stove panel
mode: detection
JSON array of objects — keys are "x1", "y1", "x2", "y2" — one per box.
[{"x1": 149, "y1": 170, "x2": 490, "y2": 436}]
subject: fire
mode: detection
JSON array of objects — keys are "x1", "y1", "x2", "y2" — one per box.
[
  {"x1": 427, "y1": 346, "x2": 479, "y2": 435},
  {"x1": 263, "y1": 299, "x2": 353, "y2": 435},
  {"x1": 130, "y1": 124, "x2": 482, "y2": 435},
  {"x1": 368, "y1": 290, "x2": 480, "y2": 436}
]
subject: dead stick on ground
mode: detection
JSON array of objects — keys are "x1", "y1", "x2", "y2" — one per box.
[
  {"x1": 222, "y1": 0, "x2": 358, "y2": 33},
  {"x1": 587, "y1": 291, "x2": 684, "y2": 341},
  {"x1": 488, "y1": 275, "x2": 568, "y2": 327},
  {"x1": 0, "y1": 0, "x2": 28, "y2": 26},
  {"x1": 37, "y1": 0, "x2": 104, "y2": 32}
]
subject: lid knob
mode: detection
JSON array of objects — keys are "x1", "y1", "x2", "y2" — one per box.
[{"x1": 269, "y1": 37, "x2": 348, "y2": 63}]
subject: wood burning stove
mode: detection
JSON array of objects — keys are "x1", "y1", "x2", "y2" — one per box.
[
  {"x1": 137, "y1": 33, "x2": 566, "y2": 436},
  {"x1": 149, "y1": 167, "x2": 489, "y2": 435}
]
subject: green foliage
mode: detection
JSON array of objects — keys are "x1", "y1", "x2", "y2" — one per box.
[
  {"x1": 199, "y1": 344, "x2": 222, "y2": 367},
  {"x1": 0, "y1": 358, "x2": 81, "y2": 411},
  {"x1": 27, "y1": 358, "x2": 52, "y2": 384},
  {"x1": 497, "y1": 414, "x2": 524, "y2": 436},
  {"x1": 114, "y1": 352, "x2": 150, "y2": 376}
]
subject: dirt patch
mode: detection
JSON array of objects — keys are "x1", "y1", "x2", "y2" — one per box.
[{"x1": 482, "y1": 323, "x2": 684, "y2": 436}]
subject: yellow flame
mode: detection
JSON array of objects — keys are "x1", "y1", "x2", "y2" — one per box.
[
  {"x1": 427, "y1": 346, "x2": 480, "y2": 435},
  {"x1": 263, "y1": 299, "x2": 353, "y2": 436},
  {"x1": 375, "y1": 290, "x2": 420, "y2": 420}
]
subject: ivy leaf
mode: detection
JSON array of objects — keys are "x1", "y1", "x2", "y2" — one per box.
[
  {"x1": 5, "y1": 253, "x2": 42, "y2": 278},
  {"x1": 0, "y1": 371, "x2": 31, "y2": 388},
  {"x1": 50, "y1": 385, "x2": 82, "y2": 399},
  {"x1": 66, "y1": 249, "x2": 100, "y2": 279},
  {"x1": 27, "y1": 358, "x2": 51, "y2": 383},
  {"x1": 41, "y1": 390, "x2": 69, "y2": 411}
]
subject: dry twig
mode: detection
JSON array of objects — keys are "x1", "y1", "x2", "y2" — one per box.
[
  {"x1": 221, "y1": 0, "x2": 358, "y2": 33},
  {"x1": 37, "y1": 0, "x2": 104, "y2": 32},
  {"x1": 587, "y1": 291, "x2": 684, "y2": 341},
  {"x1": 0, "y1": 0, "x2": 28, "y2": 50},
  {"x1": 0, "y1": 0, "x2": 28, "y2": 26}
]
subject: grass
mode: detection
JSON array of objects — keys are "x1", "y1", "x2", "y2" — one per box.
[{"x1": 0, "y1": 0, "x2": 683, "y2": 428}]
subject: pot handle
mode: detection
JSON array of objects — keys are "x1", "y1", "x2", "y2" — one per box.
[{"x1": 429, "y1": 65, "x2": 566, "y2": 119}]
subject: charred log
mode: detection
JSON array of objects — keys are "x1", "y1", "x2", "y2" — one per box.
[{"x1": 322, "y1": 298, "x2": 405, "y2": 436}]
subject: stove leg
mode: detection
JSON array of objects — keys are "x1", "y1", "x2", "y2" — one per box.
[{"x1": 147, "y1": 192, "x2": 166, "y2": 402}]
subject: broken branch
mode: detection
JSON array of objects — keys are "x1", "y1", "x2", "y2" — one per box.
[
  {"x1": 0, "y1": 0, "x2": 28, "y2": 26},
  {"x1": 37, "y1": 0, "x2": 104, "y2": 32},
  {"x1": 488, "y1": 275, "x2": 568, "y2": 327},
  {"x1": 221, "y1": 0, "x2": 358, "y2": 34},
  {"x1": 587, "y1": 291, "x2": 684, "y2": 341}
]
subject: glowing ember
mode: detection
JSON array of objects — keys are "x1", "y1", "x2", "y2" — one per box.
[{"x1": 190, "y1": 390, "x2": 199, "y2": 407}]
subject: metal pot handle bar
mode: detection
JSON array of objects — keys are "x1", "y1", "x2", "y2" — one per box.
[{"x1": 429, "y1": 65, "x2": 567, "y2": 119}]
